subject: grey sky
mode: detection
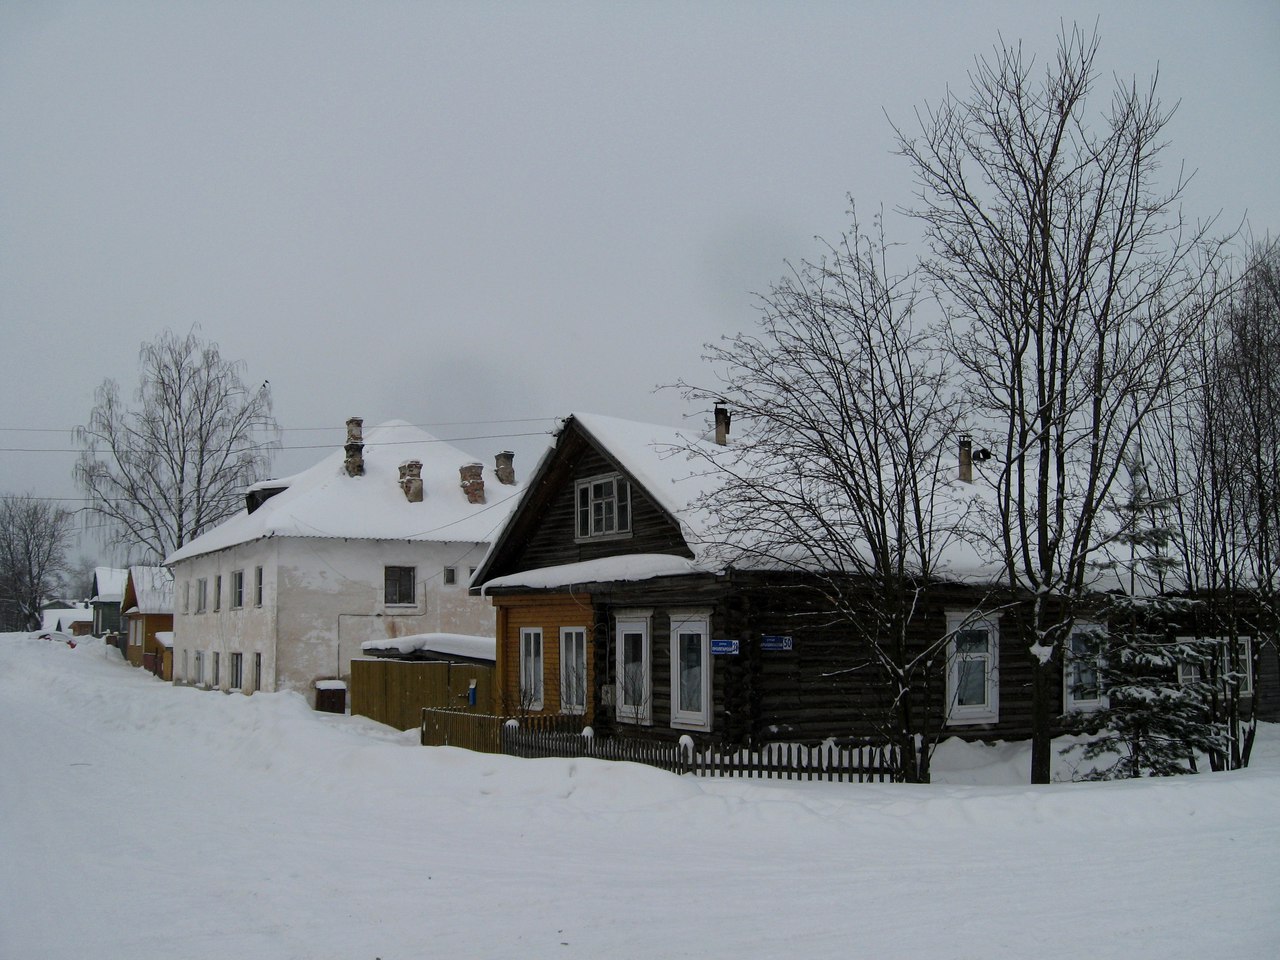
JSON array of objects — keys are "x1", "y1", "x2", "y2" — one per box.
[{"x1": 3, "y1": 1, "x2": 1277, "y2": 561}]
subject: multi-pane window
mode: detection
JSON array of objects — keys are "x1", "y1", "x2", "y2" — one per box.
[
  {"x1": 1065, "y1": 624, "x2": 1105, "y2": 711},
  {"x1": 194, "y1": 650, "x2": 204, "y2": 686},
  {"x1": 384, "y1": 566, "x2": 416, "y2": 605},
  {"x1": 1178, "y1": 637, "x2": 1253, "y2": 696},
  {"x1": 212, "y1": 651, "x2": 221, "y2": 688},
  {"x1": 560, "y1": 627, "x2": 587, "y2": 715},
  {"x1": 946, "y1": 613, "x2": 999, "y2": 725},
  {"x1": 183, "y1": 581, "x2": 190, "y2": 614},
  {"x1": 615, "y1": 613, "x2": 651, "y2": 724},
  {"x1": 254, "y1": 652, "x2": 262, "y2": 692},
  {"x1": 520, "y1": 627, "x2": 544, "y2": 711},
  {"x1": 443, "y1": 566, "x2": 457, "y2": 586},
  {"x1": 576, "y1": 475, "x2": 631, "y2": 539},
  {"x1": 670, "y1": 611, "x2": 711, "y2": 731},
  {"x1": 196, "y1": 579, "x2": 208, "y2": 613},
  {"x1": 254, "y1": 566, "x2": 264, "y2": 607},
  {"x1": 213, "y1": 575, "x2": 222, "y2": 612},
  {"x1": 230, "y1": 652, "x2": 243, "y2": 691},
  {"x1": 231, "y1": 570, "x2": 245, "y2": 609}
]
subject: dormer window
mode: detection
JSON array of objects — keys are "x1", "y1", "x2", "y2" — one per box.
[{"x1": 576, "y1": 474, "x2": 631, "y2": 540}]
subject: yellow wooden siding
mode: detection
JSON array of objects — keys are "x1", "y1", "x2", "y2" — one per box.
[{"x1": 493, "y1": 595, "x2": 595, "y2": 721}]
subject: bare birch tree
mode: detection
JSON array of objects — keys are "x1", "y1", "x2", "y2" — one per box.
[
  {"x1": 75, "y1": 330, "x2": 279, "y2": 561},
  {"x1": 678, "y1": 213, "x2": 972, "y2": 781},
  {"x1": 0, "y1": 495, "x2": 73, "y2": 631},
  {"x1": 896, "y1": 27, "x2": 1229, "y2": 781}
]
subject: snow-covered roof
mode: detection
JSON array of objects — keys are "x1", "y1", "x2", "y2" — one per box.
[
  {"x1": 154, "y1": 631, "x2": 174, "y2": 649},
  {"x1": 126, "y1": 566, "x2": 174, "y2": 615},
  {"x1": 476, "y1": 412, "x2": 1008, "y2": 590},
  {"x1": 361, "y1": 632, "x2": 496, "y2": 662},
  {"x1": 42, "y1": 606, "x2": 92, "y2": 634},
  {"x1": 92, "y1": 567, "x2": 128, "y2": 603},
  {"x1": 165, "y1": 421, "x2": 524, "y2": 565}
]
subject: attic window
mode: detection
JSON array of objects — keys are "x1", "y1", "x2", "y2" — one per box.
[{"x1": 575, "y1": 474, "x2": 631, "y2": 540}]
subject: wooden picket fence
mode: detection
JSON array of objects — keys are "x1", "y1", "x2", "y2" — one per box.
[{"x1": 422, "y1": 708, "x2": 901, "y2": 782}]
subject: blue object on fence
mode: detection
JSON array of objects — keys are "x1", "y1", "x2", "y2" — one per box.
[
  {"x1": 760, "y1": 634, "x2": 794, "y2": 651},
  {"x1": 468, "y1": 679, "x2": 477, "y2": 706},
  {"x1": 711, "y1": 639, "x2": 740, "y2": 655}
]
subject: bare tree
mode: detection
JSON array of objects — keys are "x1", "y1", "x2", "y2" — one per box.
[
  {"x1": 896, "y1": 27, "x2": 1228, "y2": 782},
  {"x1": 75, "y1": 330, "x2": 279, "y2": 561},
  {"x1": 0, "y1": 495, "x2": 73, "y2": 631},
  {"x1": 1143, "y1": 242, "x2": 1280, "y2": 770},
  {"x1": 678, "y1": 213, "x2": 974, "y2": 781}
]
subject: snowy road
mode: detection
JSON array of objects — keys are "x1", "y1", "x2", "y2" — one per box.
[{"x1": 2, "y1": 635, "x2": 1277, "y2": 959}]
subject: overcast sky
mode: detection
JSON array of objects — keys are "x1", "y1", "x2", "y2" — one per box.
[{"x1": 3, "y1": 1, "x2": 1278, "y2": 562}]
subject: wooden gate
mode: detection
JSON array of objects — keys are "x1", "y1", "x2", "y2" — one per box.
[{"x1": 350, "y1": 658, "x2": 494, "y2": 730}]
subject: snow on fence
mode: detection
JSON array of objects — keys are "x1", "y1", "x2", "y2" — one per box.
[{"x1": 421, "y1": 708, "x2": 902, "y2": 782}]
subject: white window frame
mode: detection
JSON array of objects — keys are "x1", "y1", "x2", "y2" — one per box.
[
  {"x1": 194, "y1": 650, "x2": 205, "y2": 686},
  {"x1": 443, "y1": 566, "x2": 457, "y2": 586},
  {"x1": 231, "y1": 570, "x2": 244, "y2": 609},
  {"x1": 1064, "y1": 622, "x2": 1106, "y2": 713},
  {"x1": 945, "y1": 611, "x2": 1000, "y2": 726},
  {"x1": 253, "y1": 652, "x2": 262, "y2": 692},
  {"x1": 254, "y1": 566, "x2": 264, "y2": 607},
  {"x1": 229, "y1": 652, "x2": 243, "y2": 691},
  {"x1": 1178, "y1": 636, "x2": 1253, "y2": 696},
  {"x1": 212, "y1": 651, "x2": 221, "y2": 688},
  {"x1": 213, "y1": 575, "x2": 222, "y2": 612},
  {"x1": 196, "y1": 578, "x2": 208, "y2": 614},
  {"x1": 519, "y1": 627, "x2": 544, "y2": 711},
  {"x1": 560, "y1": 627, "x2": 588, "y2": 715},
  {"x1": 575, "y1": 473, "x2": 632, "y2": 540},
  {"x1": 615, "y1": 610, "x2": 652, "y2": 725},
  {"x1": 183, "y1": 580, "x2": 190, "y2": 614},
  {"x1": 669, "y1": 609, "x2": 712, "y2": 732}
]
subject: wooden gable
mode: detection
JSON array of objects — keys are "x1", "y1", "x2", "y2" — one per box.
[{"x1": 475, "y1": 418, "x2": 693, "y2": 586}]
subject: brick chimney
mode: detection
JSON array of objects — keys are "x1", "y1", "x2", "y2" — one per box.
[
  {"x1": 495, "y1": 450, "x2": 516, "y2": 485},
  {"x1": 714, "y1": 403, "x2": 731, "y2": 446},
  {"x1": 958, "y1": 434, "x2": 973, "y2": 484},
  {"x1": 399, "y1": 460, "x2": 423, "y2": 503},
  {"x1": 460, "y1": 463, "x2": 485, "y2": 504},
  {"x1": 344, "y1": 418, "x2": 365, "y2": 477}
]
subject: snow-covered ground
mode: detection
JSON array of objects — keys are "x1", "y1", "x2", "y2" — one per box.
[{"x1": 2, "y1": 634, "x2": 1277, "y2": 960}]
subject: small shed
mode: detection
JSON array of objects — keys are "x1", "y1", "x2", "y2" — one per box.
[{"x1": 351, "y1": 633, "x2": 496, "y2": 730}]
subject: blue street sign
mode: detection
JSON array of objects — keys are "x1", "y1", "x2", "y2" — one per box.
[
  {"x1": 711, "y1": 639, "x2": 740, "y2": 655},
  {"x1": 760, "y1": 635, "x2": 794, "y2": 651}
]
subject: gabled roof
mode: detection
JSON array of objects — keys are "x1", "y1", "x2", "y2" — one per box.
[
  {"x1": 473, "y1": 413, "x2": 727, "y2": 590},
  {"x1": 123, "y1": 566, "x2": 174, "y2": 616},
  {"x1": 165, "y1": 420, "x2": 524, "y2": 565},
  {"x1": 91, "y1": 567, "x2": 128, "y2": 603},
  {"x1": 474, "y1": 411, "x2": 1001, "y2": 592},
  {"x1": 42, "y1": 605, "x2": 92, "y2": 634}
]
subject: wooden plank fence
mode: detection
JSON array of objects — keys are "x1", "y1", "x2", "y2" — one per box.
[{"x1": 422, "y1": 708, "x2": 901, "y2": 782}]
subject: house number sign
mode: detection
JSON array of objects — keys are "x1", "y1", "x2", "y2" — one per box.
[{"x1": 760, "y1": 635, "x2": 794, "y2": 651}]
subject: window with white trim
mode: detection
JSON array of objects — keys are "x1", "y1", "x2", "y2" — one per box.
[
  {"x1": 670, "y1": 610, "x2": 712, "y2": 731},
  {"x1": 254, "y1": 566, "x2": 264, "y2": 607},
  {"x1": 1064, "y1": 623, "x2": 1106, "y2": 712},
  {"x1": 230, "y1": 652, "x2": 243, "y2": 691},
  {"x1": 1178, "y1": 636, "x2": 1253, "y2": 696},
  {"x1": 212, "y1": 651, "x2": 221, "y2": 688},
  {"x1": 443, "y1": 566, "x2": 457, "y2": 586},
  {"x1": 213, "y1": 575, "x2": 222, "y2": 612},
  {"x1": 576, "y1": 474, "x2": 632, "y2": 539},
  {"x1": 615, "y1": 612, "x2": 652, "y2": 724},
  {"x1": 253, "y1": 652, "x2": 262, "y2": 692},
  {"x1": 194, "y1": 650, "x2": 205, "y2": 686},
  {"x1": 231, "y1": 570, "x2": 245, "y2": 609},
  {"x1": 183, "y1": 581, "x2": 190, "y2": 614},
  {"x1": 946, "y1": 612, "x2": 1000, "y2": 725},
  {"x1": 519, "y1": 627, "x2": 544, "y2": 711},
  {"x1": 560, "y1": 627, "x2": 587, "y2": 715},
  {"x1": 196, "y1": 578, "x2": 208, "y2": 614}
]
